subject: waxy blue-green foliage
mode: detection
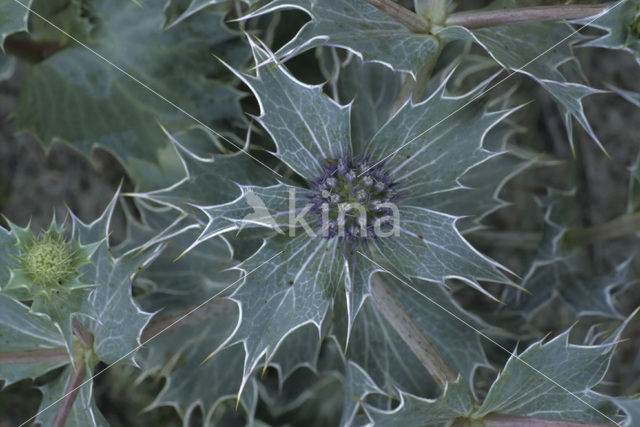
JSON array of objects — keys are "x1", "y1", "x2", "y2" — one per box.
[
  {"x1": 502, "y1": 189, "x2": 631, "y2": 320},
  {"x1": 1, "y1": 0, "x2": 640, "y2": 425},
  {"x1": 367, "y1": 310, "x2": 638, "y2": 426},
  {"x1": 139, "y1": 37, "x2": 526, "y2": 399},
  {"x1": 0, "y1": 0, "x2": 30, "y2": 45},
  {"x1": 0, "y1": 191, "x2": 160, "y2": 425},
  {"x1": 246, "y1": 0, "x2": 608, "y2": 150},
  {"x1": 10, "y1": 0, "x2": 249, "y2": 189}
]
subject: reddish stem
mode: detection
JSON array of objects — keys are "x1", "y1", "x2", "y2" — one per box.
[
  {"x1": 0, "y1": 348, "x2": 69, "y2": 364},
  {"x1": 51, "y1": 363, "x2": 87, "y2": 427},
  {"x1": 445, "y1": 4, "x2": 609, "y2": 29},
  {"x1": 362, "y1": 0, "x2": 429, "y2": 32}
]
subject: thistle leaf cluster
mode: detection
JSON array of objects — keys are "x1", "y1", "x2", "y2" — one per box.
[{"x1": 1, "y1": 0, "x2": 640, "y2": 426}]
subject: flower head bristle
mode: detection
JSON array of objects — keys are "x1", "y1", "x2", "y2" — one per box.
[{"x1": 309, "y1": 156, "x2": 399, "y2": 241}]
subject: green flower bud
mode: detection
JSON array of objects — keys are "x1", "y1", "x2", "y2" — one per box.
[{"x1": 18, "y1": 229, "x2": 87, "y2": 288}]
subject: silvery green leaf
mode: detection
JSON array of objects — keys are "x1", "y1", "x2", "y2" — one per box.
[
  {"x1": 344, "y1": 257, "x2": 377, "y2": 345},
  {"x1": 131, "y1": 206, "x2": 258, "y2": 423},
  {"x1": 370, "y1": 274, "x2": 488, "y2": 388},
  {"x1": 505, "y1": 189, "x2": 628, "y2": 319},
  {"x1": 226, "y1": 233, "x2": 345, "y2": 393},
  {"x1": 364, "y1": 378, "x2": 474, "y2": 427},
  {"x1": 30, "y1": 288, "x2": 92, "y2": 359},
  {"x1": 224, "y1": 38, "x2": 351, "y2": 180},
  {"x1": 372, "y1": 206, "x2": 509, "y2": 300},
  {"x1": 13, "y1": 0, "x2": 246, "y2": 187},
  {"x1": 0, "y1": 53, "x2": 15, "y2": 80},
  {"x1": 0, "y1": 226, "x2": 19, "y2": 290},
  {"x1": 35, "y1": 362, "x2": 108, "y2": 427},
  {"x1": 367, "y1": 72, "x2": 518, "y2": 199},
  {"x1": 341, "y1": 362, "x2": 386, "y2": 426},
  {"x1": 114, "y1": 198, "x2": 202, "y2": 260},
  {"x1": 131, "y1": 126, "x2": 276, "y2": 211},
  {"x1": 242, "y1": 0, "x2": 440, "y2": 78},
  {"x1": 269, "y1": 324, "x2": 322, "y2": 385},
  {"x1": 185, "y1": 183, "x2": 313, "y2": 253},
  {"x1": 136, "y1": 231, "x2": 238, "y2": 310},
  {"x1": 610, "y1": 397, "x2": 640, "y2": 427},
  {"x1": 576, "y1": 0, "x2": 640, "y2": 66},
  {"x1": 163, "y1": 0, "x2": 227, "y2": 27},
  {"x1": 559, "y1": 258, "x2": 630, "y2": 318},
  {"x1": 259, "y1": 369, "x2": 344, "y2": 426},
  {"x1": 0, "y1": 295, "x2": 67, "y2": 386},
  {"x1": 81, "y1": 244, "x2": 156, "y2": 366},
  {"x1": 423, "y1": 152, "x2": 531, "y2": 232},
  {"x1": 336, "y1": 56, "x2": 402, "y2": 152},
  {"x1": 473, "y1": 310, "x2": 638, "y2": 423},
  {"x1": 609, "y1": 84, "x2": 640, "y2": 109},
  {"x1": 335, "y1": 274, "x2": 490, "y2": 398},
  {"x1": 439, "y1": 17, "x2": 604, "y2": 150},
  {"x1": 69, "y1": 191, "x2": 157, "y2": 365},
  {"x1": 512, "y1": 251, "x2": 629, "y2": 320},
  {"x1": 0, "y1": 0, "x2": 31, "y2": 46},
  {"x1": 139, "y1": 305, "x2": 258, "y2": 425},
  {"x1": 29, "y1": 0, "x2": 93, "y2": 43},
  {"x1": 334, "y1": 298, "x2": 438, "y2": 398}
]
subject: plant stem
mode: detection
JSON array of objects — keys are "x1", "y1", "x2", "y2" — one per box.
[
  {"x1": 445, "y1": 4, "x2": 609, "y2": 29},
  {"x1": 362, "y1": 0, "x2": 429, "y2": 33},
  {"x1": 51, "y1": 363, "x2": 86, "y2": 427},
  {"x1": 72, "y1": 318, "x2": 93, "y2": 348},
  {"x1": 141, "y1": 299, "x2": 236, "y2": 342},
  {"x1": 0, "y1": 347, "x2": 69, "y2": 364},
  {"x1": 451, "y1": 414, "x2": 615, "y2": 426},
  {"x1": 564, "y1": 211, "x2": 640, "y2": 247},
  {"x1": 370, "y1": 276, "x2": 457, "y2": 388}
]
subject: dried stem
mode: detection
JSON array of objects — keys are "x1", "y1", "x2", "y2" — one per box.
[
  {"x1": 141, "y1": 299, "x2": 236, "y2": 342},
  {"x1": 51, "y1": 363, "x2": 87, "y2": 427},
  {"x1": 0, "y1": 347, "x2": 69, "y2": 364},
  {"x1": 370, "y1": 276, "x2": 457, "y2": 388},
  {"x1": 451, "y1": 414, "x2": 615, "y2": 427},
  {"x1": 565, "y1": 212, "x2": 640, "y2": 247},
  {"x1": 445, "y1": 4, "x2": 609, "y2": 29},
  {"x1": 362, "y1": 0, "x2": 429, "y2": 33}
]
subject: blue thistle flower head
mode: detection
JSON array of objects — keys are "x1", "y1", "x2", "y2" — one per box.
[{"x1": 309, "y1": 156, "x2": 398, "y2": 241}]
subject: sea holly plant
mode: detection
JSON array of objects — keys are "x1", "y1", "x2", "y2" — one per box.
[
  {"x1": 1, "y1": 0, "x2": 640, "y2": 426},
  {"x1": 141, "y1": 37, "x2": 525, "y2": 392},
  {"x1": 0, "y1": 190, "x2": 162, "y2": 425}
]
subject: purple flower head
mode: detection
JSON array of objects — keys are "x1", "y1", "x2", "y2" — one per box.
[{"x1": 309, "y1": 156, "x2": 399, "y2": 242}]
